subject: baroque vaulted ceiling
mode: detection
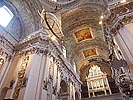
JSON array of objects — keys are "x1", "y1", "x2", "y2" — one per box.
[
  {"x1": 3, "y1": 0, "x2": 43, "y2": 39},
  {"x1": 33, "y1": 0, "x2": 112, "y2": 81},
  {"x1": 60, "y1": 0, "x2": 111, "y2": 81},
  {"x1": 2, "y1": 0, "x2": 112, "y2": 81}
]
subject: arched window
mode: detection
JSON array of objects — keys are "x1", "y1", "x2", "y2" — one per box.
[{"x1": 0, "y1": 5, "x2": 14, "y2": 27}]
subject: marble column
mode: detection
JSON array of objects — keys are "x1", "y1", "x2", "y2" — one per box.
[{"x1": 23, "y1": 52, "x2": 49, "y2": 100}]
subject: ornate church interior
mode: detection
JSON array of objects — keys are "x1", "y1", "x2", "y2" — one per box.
[{"x1": 0, "y1": 0, "x2": 133, "y2": 100}]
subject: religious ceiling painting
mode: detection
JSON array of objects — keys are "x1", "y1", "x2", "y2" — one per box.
[
  {"x1": 74, "y1": 28, "x2": 92, "y2": 42},
  {"x1": 83, "y1": 48, "x2": 97, "y2": 58}
]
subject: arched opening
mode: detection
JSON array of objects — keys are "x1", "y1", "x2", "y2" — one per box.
[
  {"x1": 0, "y1": 5, "x2": 13, "y2": 27},
  {"x1": 59, "y1": 80, "x2": 68, "y2": 100}
]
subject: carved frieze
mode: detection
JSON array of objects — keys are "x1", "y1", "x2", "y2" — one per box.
[
  {"x1": 122, "y1": 15, "x2": 133, "y2": 24},
  {"x1": 107, "y1": 1, "x2": 133, "y2": 33},
  {"x1": 110, "y1": 2, "x2": 133, "y2": 16}
]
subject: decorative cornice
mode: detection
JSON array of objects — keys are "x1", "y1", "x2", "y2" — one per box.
[
  {"x1": 39, "y1": 0, "x2": 80, "y2": 8},
  {"x1": 15, "y1": 30, "x2": 50, "y2": 52},
  {"x1": 107, "y1": 14, "x2": 133, "y2": 35}
]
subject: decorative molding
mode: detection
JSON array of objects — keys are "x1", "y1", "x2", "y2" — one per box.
[
  {"x1": 115, "y1": 73, "x2": 133, "y2": 99},
  {"x1": 40, "y1": 0, "x2": 80, "y2": 8},
  {"x1": 0, "y1": 35, "x2": 14, "y2": 54},
  {"x1": 107, "y1": 1, "x2": 133, "y2": 34},
  {"x1": 110, "y1": 1, "x2": 133, "y2": 16},
  {"x1": 121, "y1": 15, "x2": 133, "y2": 24}
]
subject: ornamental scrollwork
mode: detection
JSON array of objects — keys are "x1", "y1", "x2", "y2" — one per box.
[
  {"x1": 111, "y1": 58, "x2": 133, "y2": 100},
  {"x1": 53, "y1": 84, "x2": 57, "y2": 95},
  {"x1": 116, "y1": 73, "x2": 133, "y2": 100},
  {"x1": 43, "y1": 75, "x2": 53, "y2": 90},
  {"x1": 13, "y1": 56, "x2": 29, "y2": 99},
  {"x1": 0, "y1": 58, "x2": 4, "y2": 71},
  {"x1": 9, "y1": 80, "x2": 15, "y2": 89}
]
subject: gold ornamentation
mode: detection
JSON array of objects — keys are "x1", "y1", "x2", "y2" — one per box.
[
  {"x1": 83, "y1": 48, "x2": 97, "y2": 58},
  {"x1": 74, "y1": 28, "x2": 92, "y2": 42},
  {"x1": 13, "y1": 56, "x2": 29, "y2": 99}
]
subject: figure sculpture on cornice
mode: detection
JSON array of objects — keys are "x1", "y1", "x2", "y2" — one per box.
[{"x1": 38, "y1": 7, "x2": 64, "y2": 41}]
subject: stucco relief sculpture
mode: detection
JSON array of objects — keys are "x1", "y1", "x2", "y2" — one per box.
[
  {"x1": 0, "y1": 58, "x2": 4, "y2": 71},
  {"x1": 38, "y1": 8, "x2": 64, "y2": 41},
  {"x1": 111, "y1": 58, "x2": 133, "y2": 100},
  {"x1": 116, "y1": 74, "x2": 133, "y2": 100},
  {"x1": 13, "y1": 56, "x2": 29, "y2": 99}
]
